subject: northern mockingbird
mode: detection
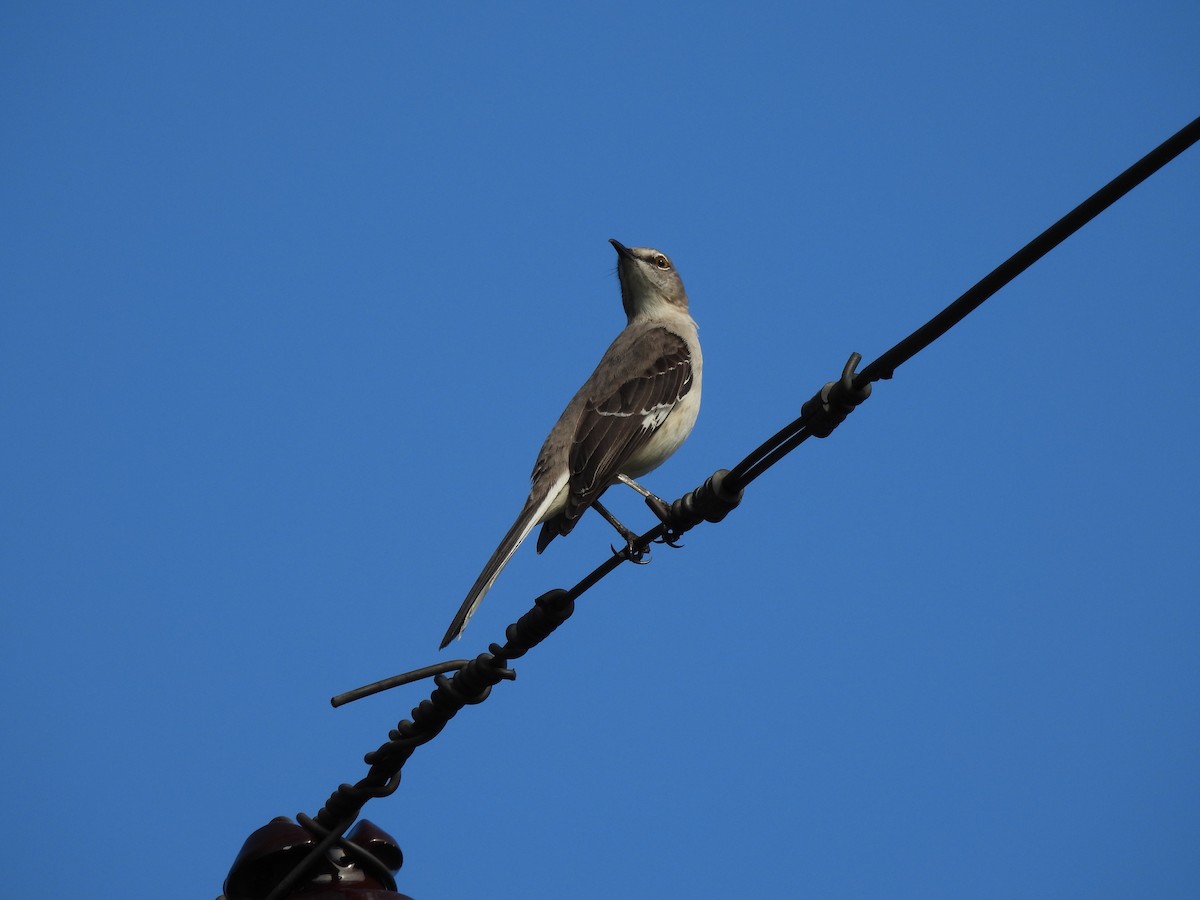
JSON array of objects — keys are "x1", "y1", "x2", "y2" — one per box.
[{"x1": 439, "y1": 239, "x2": 702, "y2": 648}]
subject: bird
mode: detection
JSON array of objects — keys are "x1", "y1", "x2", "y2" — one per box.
[{"x1": 439, "y1": 239, "x2": 702, "y2": 648}]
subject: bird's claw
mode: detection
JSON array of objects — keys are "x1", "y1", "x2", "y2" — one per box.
[
  {"x1": 610, "y1": 541, "x2": 650, "y2": 564},
  {"x1": 643, "y1": 494, "x2": 684, "y2": 548}
]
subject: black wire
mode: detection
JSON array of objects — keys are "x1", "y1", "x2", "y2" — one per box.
[
  {"x1": 725, "y1": 414, "x2": 811, "y2": 489},
  {"x1": 331, "y1": 660, "x2": 477, "y2": 707},
  {"x1": 733, "y1": 424, "x2": 814, "y2": 489},
  {"x1": 856, "y1": 115, "x2": 1200, "y2": 386},
  {"x1": 724, "y1": 115, "x2": 1200, "y2": 492},
  {"x1": 253, "y1": 115, "x2": 1200, "y2": 898}
]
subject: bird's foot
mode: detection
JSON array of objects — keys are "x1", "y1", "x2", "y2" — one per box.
[
  {"x1": 594, "y1": 499, "x2": 651, "y2": 562},
  {"x1": 611, "y1": 540, "x2": 650, "y2": 564},
  {"x1": 642, "y1": 492, "x2": 685, "y2": 549}
]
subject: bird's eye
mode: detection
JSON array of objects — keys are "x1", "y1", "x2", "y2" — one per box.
[{"x1": 654, "y1": 255, "x2": 671, "y2": 269}]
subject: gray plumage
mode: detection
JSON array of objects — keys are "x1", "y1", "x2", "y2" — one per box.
[{"x1": 439, "y1": 240, "x2": 701, "y2": 649}]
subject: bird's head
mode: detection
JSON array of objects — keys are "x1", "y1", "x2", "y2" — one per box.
[{"x1": 610, "y1": 239, "x2": 689, "y2": 320}]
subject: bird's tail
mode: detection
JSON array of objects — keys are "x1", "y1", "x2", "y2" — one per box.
[{"x1": 439, "y1": 476, "x2": 566, "y2": 649}]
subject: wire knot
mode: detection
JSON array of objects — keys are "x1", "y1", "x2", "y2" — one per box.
[
  {"x1": 660, "y1": 469, "x2": 744, "y2": 535},
  {"x1": 800, "y1": 352, "x2": 871, "y2": 438},
  {"x1": 494, "y1": 588, "x2": 574, "y2": 660}
]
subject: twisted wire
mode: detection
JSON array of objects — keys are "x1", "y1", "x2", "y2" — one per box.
[{"x1": 246, "y1": 114, "x2": 1200, "y2": 900}]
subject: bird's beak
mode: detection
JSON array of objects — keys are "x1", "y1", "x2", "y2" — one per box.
[{"x1": 609, "y1": 238, "x2": 635, "y2": 260}]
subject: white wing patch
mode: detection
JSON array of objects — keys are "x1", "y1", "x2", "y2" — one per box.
[
  {"x1": 594, "y1": 400, "x2": 675, "y2": 430},
  {"x1": 640, "y1": 403, "x2": 673, "y2": 430},
  {"x1": 562, "y1": 327, "x2": 694, "y2": 523}
]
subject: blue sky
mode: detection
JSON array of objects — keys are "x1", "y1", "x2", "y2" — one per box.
[{"x1": 3, "y1": 3, "x2": 1198, "y2": 898}]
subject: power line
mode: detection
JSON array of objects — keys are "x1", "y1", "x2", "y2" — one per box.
[{"x1": 225, "y1": 114, "x2": 1200, "y2": 900}]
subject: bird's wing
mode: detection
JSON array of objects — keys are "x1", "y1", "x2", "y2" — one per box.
[
  {"x1": 445, "y1": 326, "x2": 692, "y2": 644},
  {"x1": 562, "y1": 326, "x2": 694, "y2": 527}
]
